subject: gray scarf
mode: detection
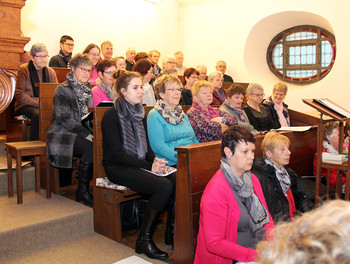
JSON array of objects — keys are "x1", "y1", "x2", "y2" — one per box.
[
  {"x1": 99, "y1": 79, "x2": 117, "y2": 101},
  {"x1": 265, "y1": 158, "x2": 291, "y2": 196},
  {"x1": 220, "y1": 157, "x2": 269, "y2": 232},
  {"x1": 114, "y1": 97, "x2": 147, "y2": 160}
]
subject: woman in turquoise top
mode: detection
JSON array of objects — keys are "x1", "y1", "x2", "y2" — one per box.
[{"x1": 147, "y1": 74, "x2": 198, "y2": 166}]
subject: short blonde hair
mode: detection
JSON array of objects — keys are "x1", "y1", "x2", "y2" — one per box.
[
  {"x1": 246, "y1": 83, "x2": 264, "y2": 95},
  {"x1": 154, "y1": 74, "x2": 182, "y2": 98},
  {"x1": 257, "y1": 200, "x2": 350, "y2": 264},
  {"x1": 191, "y1": 80, "x2": 214, "y2": 96},
  {"x1": 208, "y1": 71, "x2": 223, "y2": 82},
  {"x1": 273, "y1": 82, "x2": 288, "y2": 95},
  {"x1": 261, "y1": 131, "x2": 290, "y2": 158}
]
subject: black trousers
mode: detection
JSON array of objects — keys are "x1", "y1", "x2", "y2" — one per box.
[
  {"x1": 106, "y1": 165, "x2": 176, "y2": 212},
  {"x1": 16, "y1": 105, "x2": 39, "y2": 140},
  {"x1": 73, "y1": 135, "x2": 93, "y2": 164}
]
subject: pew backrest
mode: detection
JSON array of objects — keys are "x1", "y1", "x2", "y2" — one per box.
[{"x1": 51, "y1": 67, "x2": 70, "y2": 83}]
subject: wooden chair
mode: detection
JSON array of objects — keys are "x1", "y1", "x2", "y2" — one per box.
[
  {"x1": 5, "y1": 99, "x2": 31, "y2": 142},
  {"x1": 90, "y1": 107, "x2": 141, "y2": 243},
  {"x1": 5, "y1": 140, "x2": 50, "y2": 204}
]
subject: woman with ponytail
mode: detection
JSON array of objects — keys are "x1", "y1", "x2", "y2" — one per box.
[{"x1": 101, "y1": 69, "x2": 175, "y2": 260}]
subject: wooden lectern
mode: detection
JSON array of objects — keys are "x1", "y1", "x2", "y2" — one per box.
[{"x1": 303, "y1": 98, "x2": 350, "y2": 205}]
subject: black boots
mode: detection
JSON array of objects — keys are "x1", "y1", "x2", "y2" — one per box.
[
  {"x1": 76, "y1": 161, "x2": 93, "y2": 206},
  {"x1": 135, "y1": 206, "x2": 168, "y2": 260},
  {"x1": 164, "y1": 198, "x2": 175, "y2": 248}
]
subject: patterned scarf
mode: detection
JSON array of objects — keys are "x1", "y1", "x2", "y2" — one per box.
[
  {"x1": 192, "y1": 102, "x2": 219, "y2": 119},
  {"x1": 58, "y1": 49, "x2": 72, "y2": 68},
  {"x1": 155, "y1": 99, "x2": 184, "y2": 125},
  {"x1": 99, "y1": 79, "x2": 116, "y2": 101},
  {"x1": 66, "y1": 72, "x2": 91, "y2": 118},
  {"x1": 323, "y1": 141, "x2": 338, "y2": 154},
  {"x1": 114, "y1": 97, "x2": 147, "y2": 160},
  {"x1": 220, "y1": 157, "x2": 269, "y2": 232},
  {"x1": 265, "y1": 158, "x2": 291, "y2": 196},
  {"x1": 227, "y1": 100, "x2": 247, "y2": 122}
]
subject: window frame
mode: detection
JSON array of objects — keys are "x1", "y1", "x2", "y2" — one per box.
[{"x1": 267, "y1": 25, "x2": 336, "y2": 84}]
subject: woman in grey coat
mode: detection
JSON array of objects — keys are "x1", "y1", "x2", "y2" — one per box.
[
  {"x1": 219, "y1": 84, "x2": 259, "y2": 135},
  {"x1": 46, "y1": 53, "x2": 94, "y2": 206}
]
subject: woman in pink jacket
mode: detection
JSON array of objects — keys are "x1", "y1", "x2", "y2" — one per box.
[{"x1": 194, "y1": 126, "x2": 274, "y2": 264}]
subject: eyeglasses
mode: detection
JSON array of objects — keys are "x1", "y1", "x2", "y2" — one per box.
[
  {"x1": 166, "y1": 88, "x2": 182, "y2": 92},
  {"x1": 104, "y1": 71, "x2": 114, "y2": 75},
  {"x1": 252, "y1": 93, "x2": 265, "y2": 97},
  {"x1": 64, "y1": 43, "x2": 75, "y2": 47},
  {"x1": 34, "y1": 55, "x2": 49, "y2": 59},
  {"x1": 79, "y1": 67, "x2": 92, "y2": 74}
]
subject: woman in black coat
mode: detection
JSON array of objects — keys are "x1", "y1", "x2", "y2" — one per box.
[
  {"x1": 251, "y1": 132, "x2": 313, "y2": 222},
  {"x1": 101, "y1": 69, "x2": 176, "y2": 260}
]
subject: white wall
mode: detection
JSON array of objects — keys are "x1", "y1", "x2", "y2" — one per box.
[
  {"x1": 21, "y1": 0, "x2": 180, "y2": 62},
  {"x1": 181, "y1": 0, "x2": 350, "y2": 114}
]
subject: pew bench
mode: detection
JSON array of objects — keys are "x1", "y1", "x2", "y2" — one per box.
[{"x1": 90, "y1": 107, "x2": 141, "y2": 243}]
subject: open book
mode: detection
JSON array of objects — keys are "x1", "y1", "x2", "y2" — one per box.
[
  {"x1": 141, "y1": 166, "x2": 177, "y2": 177},
  {"x1": 313, "y1": 99, "x2": 350, "y2": 118}
]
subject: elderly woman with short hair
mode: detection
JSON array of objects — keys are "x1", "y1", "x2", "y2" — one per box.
[
  {"x1": 252, "y1": 132, "x2": 313, "y2": 222},
  {"x1": 147, "y1": 75, "x2": 198, "y2": 167},
  {"x1": 47, "y1": 53, "x2": 94, "y2": 206},
  {"x1": 187, "y1": 80, "x2": 237, "y2": 143},
  {"x1": 15, "y1": 43, "x2": 58, "y2": 140},
  {"x1": 112, "y1": 56, "x2": 126, "y2": 70},
  {"x1": 263, "y1": 82, "x2": 290, "y2": 128},
  {"x1": 243, "y1": 83, "x2": 276, "y2": 131},
  {"x1": 220, "y1": 83, "x2": 259, "y2": 135},
  {"x1": 208, "y1": 71, "x2": 226, "y2": 106}
]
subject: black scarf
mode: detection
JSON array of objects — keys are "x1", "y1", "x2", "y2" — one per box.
[
  {"x1": 58, "y1": 49, "x2": 72, "y2": 68},
  {"x1": 114, "y1": 97, "x2": 147, "y2": 160},
  {"x1": 28, "y1": 60, "x2": 49, "y2": 97}
]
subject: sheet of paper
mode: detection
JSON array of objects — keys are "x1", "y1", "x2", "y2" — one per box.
[
  {"x1": 276, "y1": 126, "x2": 313, "y2": 132},
  {"x1": 113, "y1": 255, "x2": 153, "y2": 264}
]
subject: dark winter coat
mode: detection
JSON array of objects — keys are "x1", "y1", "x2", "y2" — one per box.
[{"x1": 251, "y1": 157, "x2": 314, "y2": 223}]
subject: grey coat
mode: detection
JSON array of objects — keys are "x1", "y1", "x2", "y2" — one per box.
[
  {"x1": 46, "y1": 81, "x2": 92, "y2": 168},
  {"x1": 219, "y1": 101, "x2": 258, "y2": 135}
]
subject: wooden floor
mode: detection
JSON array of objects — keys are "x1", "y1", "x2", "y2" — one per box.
[{"x1": 61, "y1": 183, "x2": 175, "y2": 263}]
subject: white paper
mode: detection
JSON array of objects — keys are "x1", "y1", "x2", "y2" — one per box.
[
  {"x1": 113, "y1": 255, "x2": 153, "y2": 264},
  {"x1": 141, "y1": 166, "x2": 177, "y2": 177},
  {"x1": 319, "y1": 99, "x2": 350, "y2": 118},
  {"x1": 276, "y1": 126, "x2": 313, "y2": 132}
]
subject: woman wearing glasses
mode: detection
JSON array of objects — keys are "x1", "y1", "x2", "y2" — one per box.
[
  {"x1": 14, "y1": 43, "x2": 58, "y2": 140},
  {"x1": 47, "y1": 53, "x2": 94, "y2": 206},
  {"x1": 147, "y1": 74, "x2": 198, "y2": 167},
  {"x1": 194, "y1": 126, "x2": 274, "y2": 264},
  {"x1": 92, "y1": 59, "x2": 117, "y2": 107},
  {"x1": 187, "y1": 80, "x2": 237, "y2": 143},
  {"x1": 252, "y1": 132, "x2": 313, "y2": 223},
  {"x1": 82, "y1": 43, "x2": 101, "y2": 85},
  {"x1": 101, "y1": 70, "x2": 176, "y2": 260},
  {"x1": 243, "y1": 83, "x2": 276, "y2": 132},
  {"x1": 180, "y1": 67, "x2": 200, "y2": 105}
]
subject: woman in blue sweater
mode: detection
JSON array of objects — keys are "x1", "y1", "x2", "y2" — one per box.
[{"x1": 147, "y1": 74, "x2": 198, "y2": 167}]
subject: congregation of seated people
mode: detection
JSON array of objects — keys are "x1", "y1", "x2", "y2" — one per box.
[{"x1": 16, "y1": 37, "x2": 343, "y2": 262}]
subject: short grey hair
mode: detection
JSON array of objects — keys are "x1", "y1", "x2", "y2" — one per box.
[
  {"x1": 30, "y1": 43, "x2": 48, "y2": 57},
  {"x1": 101, "y1": 40, "x2": 113, "y2": 49},
  {"x1": 208, "y1": 71, "x2": 223, "y2": 82},
  {"x1": 246, "y1": 83, "x2": 264, "y2": 95}
]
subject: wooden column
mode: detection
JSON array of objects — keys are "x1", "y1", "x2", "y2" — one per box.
[{"x1": 0, "y1": 0, "x2": 30, "y2": 114}]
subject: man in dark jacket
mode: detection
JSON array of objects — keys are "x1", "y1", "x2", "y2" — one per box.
[{"x1": 49, "y1": 35, "x2": 74, "y2": 68}]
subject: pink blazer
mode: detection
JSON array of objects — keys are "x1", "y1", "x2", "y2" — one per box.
[{"x1": 194, "y1": 169, "x2": 274, "y2": 264}]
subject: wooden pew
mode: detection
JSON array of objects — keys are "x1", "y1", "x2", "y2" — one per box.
[
  {"x1": 38, "y1": 83, "x2": 60, "y2": 193},
  {"x1": 51, "y1": 67, "x2": 70, "y2": 83},
  {"x1": 173, "y1": 110, "x2": 319, "y2": 264}
]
